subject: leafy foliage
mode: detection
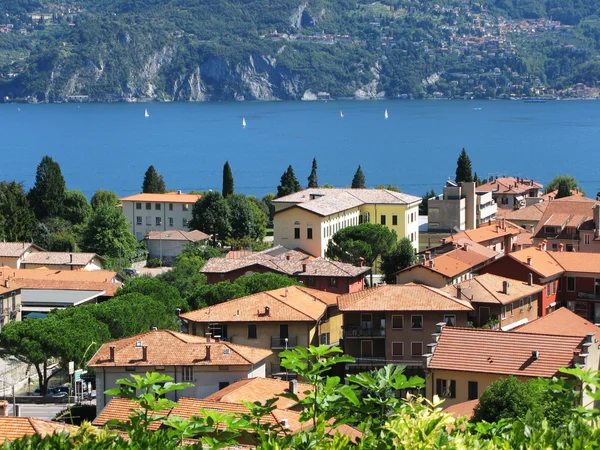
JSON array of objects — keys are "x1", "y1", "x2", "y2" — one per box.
[
  {"x1": 62, "y1": 189, "x2": 92, "y2": 225},
  {"x1": 277, "y1": 165, "x2": 302, "y2": 198},
  {"x1": 326, "y1": 223, "x2": 396, "y2": 268},
  {"x1": 142, "y1": 165, "x2": 166, "y2": 194},
  {"x1": 546, "y1": 174, "x2": 583, "y2": 196},
  {"x1": 0, "y1": 181, "x2": 37, "y2": 242},
  {"x1": 90, "y1": 189, "x2": 120, "y2": 209},
  {"x1": 27, "y1": 155, "x2": 67, "y2": 220},
  {"x1": 381, "y1": 237, "x2": 417, "y2": 283},
  {"x1": 419, "y1": 189, "x2": 436, "y2": 215},
  {"x1": 190, "y1": 191, "x2": 231, "y2": 243}
]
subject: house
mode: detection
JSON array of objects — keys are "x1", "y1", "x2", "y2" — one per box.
[
  {"x1": 88, "y1": 329, "x2": 273, "y2": 414},
  {"x1": 180, "y1": 286, "x2": 341, "y2": 377},
  {"x1": 396, "y1": 240, "x2": 499, "y2": 288},
  {"x1": 145, "y1": 230, "x2": 210, "y2": 265},
  {"x1": 427, "y1": 181, "x2": 497, "y2": 232},
  {"x1": 272, "y1": 188, "x2": 421, "y2": 257},
  {"x1": 424, "y1": 325, "x2": 599, "y2": 408},
  {"x1": 0, "y1": 280, "x2": 22, "y2": 330},
  {"x1": 201, "y1": 245, "x2": 371, "y2": 294},
  {"x1": 441, "y1": 273, "x2": 542, "y2": 329},
  {"x1": 119, "y1": 192, "x2": 202, "y2": 240},
  {"x1": 0, "y1": 243, "x2": 43, "y2": 268},
  {"x1": 477, "y1": 177, "x2": 543, "y2": 210},
  {"x1": 515, "y1": 307, "x2": 600, "y2": 341},
  {"x1": 503, "y1": 202, "x2": 548, "y2": 233},
  {"x1": 440, "y1": 219, "x2": 532, "y2": 255},
  {"x1": 20, "y1": 252, "x2": 104, "y2": 271},
  {"x1": 337, "y1": 284, "x2": 473, "y2": 374},
  {"x1": 0, "y1": 405, "x2": 77, "y2": 442}
]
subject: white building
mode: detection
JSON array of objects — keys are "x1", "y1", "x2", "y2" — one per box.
[
  {"x1": 88, "y1": 330, "x2": 272, "y2": 414},
  {"x1": 145, "y1": 230, "x2": 210, "y2": 265},
  {"x1": 120, "y1": 192, "x2": 202, "y2": 241}
]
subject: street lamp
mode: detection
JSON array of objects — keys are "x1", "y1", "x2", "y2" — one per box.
[{"x1": 284, "y1": 338, "x2": 289, "y2": 381}]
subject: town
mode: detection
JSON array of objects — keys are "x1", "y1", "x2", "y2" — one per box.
[{"x1": 0, "y1": 149, "x2": 597, "y2": 447}]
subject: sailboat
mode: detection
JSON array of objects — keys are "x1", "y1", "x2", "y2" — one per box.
[
  {"x1": 340, "y1": 111, "x2": 344, "y2": 118},
  {"x1": 384, "y1": 109, "x2": 388, "y2": 119},
  {"x1": 242, "y1": 117, "x2": 247, "y2": 128},
  {"x1": 144, "y1": 108, "x2": 150, "y2": 118}
]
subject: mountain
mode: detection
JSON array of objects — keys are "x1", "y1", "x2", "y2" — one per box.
[{"x1": 0, "y1": 0, "x2": 600, "y2": 102}]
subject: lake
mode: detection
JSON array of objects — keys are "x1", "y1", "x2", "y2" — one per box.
[{"x1": 1, "y1": 100, "x2": 599, "y2": 199}]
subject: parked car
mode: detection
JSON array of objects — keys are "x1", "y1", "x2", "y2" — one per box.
[
  {"x1": 123, "y1": 268, "x2": 139, "y2": 276},
  {"x1": 52, "y1": 391, "x2": 68, "y2": 398},
  {"x1": 32, "y1": 387, "x2": 56, "y2": 396}
]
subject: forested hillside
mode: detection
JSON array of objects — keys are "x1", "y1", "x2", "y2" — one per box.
[{"x1": 0, "y1": 0, "x2": 599, "y2": 102}]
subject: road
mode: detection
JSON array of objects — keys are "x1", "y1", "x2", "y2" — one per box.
[{"x1": 7, "y1": 403, "x2": 66, "y2": 420}]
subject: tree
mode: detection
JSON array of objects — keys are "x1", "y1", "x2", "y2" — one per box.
[
  {"x1": 375, "y1": 184, "x2": 400, "y2": 192},
  {"x1": 27, "y1": 155, "x2": 67, "y2": 220},
  {"x1": 473, "y1": 172, "x2": 480, "y2": 186},
  {"x1": 0, "y1": 181, "x2": 37, "y2": 242},
  {"x1": 277, "y1": 165, "x2": 301, "y2": 198},
  {"x1": 234, "y1": 272, "x2": 299, "y2": 295},
  {"x1": 47, "y1": 231, "x2": 77, "y2": 251},
  {"x1": 546, "y1": 175, "x2": 583, "y2": 196},
  {"x1": 116, "y1": 276, "x2": 188, "y2": 313},
  {"x1": 222, "y1": 161, "x2": 234, "y2": 197},
  {"x1": 62, "y1": 189, "x2": 92, "y2": 225},
  {"x1": 141, "y1": 165, "x2": 166, "y2": 194},
  {"x1": 351, "y1": 165, "x2": 366, "y2": 188},
  {"x1": 308, "y1": 158, "x2": 318, "y2": 188},
  {"x1": 455, "y1": 148, "x2": 473, "y2": 183},
  {"x1": 227, "y1": 194, "x2": 267, "y2": 244},
  {"x1": 81, "y1": 203, "x2": 139, "y2": 262},
  {"x1": 190, "y1": 192, "x2": 231, "y2": 244},
  {"x1": 91, "y1": 189, "x2": 120, "y2": 209},
  {"x1": 381, "y1": 238, "x2": 417, "y2": 283},
  {"x1": 556, "y1": 179, "x2": 572, "y2": 198},
  {"x1": 262, "y1": 193, "x2": 276, "y2": 223},
  {"x1": 159, "y1": 255, "x2": 207, "y2": 302},
  {"x1": 419, "y1": 189, "x2": 436, "y2": 215}
]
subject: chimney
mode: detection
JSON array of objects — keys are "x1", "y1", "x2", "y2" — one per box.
[
  {"x1": 0, "y1": 400, "x2": 8, "y2": 417},
  {"x1": 559, "y1": 243, "x2": 564, "y2": 252},
  {"x1": 502, "y1": 281, "x2": 509, "y2": 295},
  {"x1": 109, "y1": 345, "x2": 115, "y2": 362},
  {"x1": 301, "y1": 263, "x2": 307, "y2": 272},
  {"x1": 214, "y1": 336, "x2": 221, "y2": 342},
  {"x1": 463, "y1": 244, "x2": 469, "y2": 252},
  {"x1": 205, "y1": 333, "x2": 211, "y2": 343},
  {"x1": 456, "y1": 285, "x2": 462, "y2": 299},
  {"x1": 3, "y1": 279, "x2": 8, "y2": 289},
  {"x1": 358, "y1": 257, "x2": 365, "y2": 267},
  {"x1": 280, "y1": 418, "x2": 289, "y2": 429},
  {"x1": 527, "y1": 257, "x2": 533, "y2": 266},
  {"x1": 289, "y1": 379, "x2": 298, "y2": 395},
  {"x1": 428, "y1": 259, "x2": 435, "y2": 268},
  {"x1": 425, "y1": 251, "x2": 431, "y2": 261},
  {"x1": 177, "y1": 190, "x2": 182, "y2": 195},
  {"x1": 142, "y1": 346, "x2": 148, "y2": 362},
  {"x1": 69, "y1": 253, "x2": 73, "y2": 263},
  {"x1": 206, "y1": 344, "x2": 211, "y2": 361},
  {"x1": 285, "y1": 254, "x2": 291, "y2": 261},
  {"x1": 265, "y1": 306, "x2": 270, "y2": 316},
  {"x1": 528, "y1": 273, "x2": 533, "y2": 286},
  {"x1": 532, "y1": 350, "x2": 539, "y2": 360}
]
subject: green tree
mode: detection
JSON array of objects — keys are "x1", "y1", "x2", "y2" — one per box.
[
  {"x1": 261, "y1": 193, "x2": 276, "y2": 223},
  {"x1": 116, "y1": 276, "x2": 189, "y2": 313},
  {"x1": 351, "y1": 165, "x2": 366, "y2": 188},
  {"x1": 546, "y1": 175, "x2": 583, "y2": 195},
  {"x1": 62, "y1": 189, "x2": 92, "y2": 225},
  {"x1": 189, "y1": 281, "x2": 247, "y2": 309},
  {"x1": 159, "y1": 255, "x2": 207, "y2": 302},
  {"x1": 27, "y1": 155, "x2": 67, "y2": 220},
  {"x1": 47, "y1": 231, "x2": 77, "y2": 252},
  {"x1": 91, "y1": 189, "x2": 120, "y2": 209},
  {"x1": 190, "y1": 192, "x2": 231, "y2": 244},
  {"x1": 234, "y1": 272, "x2": 299, "y2": 294},
  {"x1": 455, "y1": 148, "x2": 473, "y2": 183},
  {"x1": 277, "y1": 165, "x2": 301, "y2": 198},
  {"x1": 142, "y1": 165, "x2": 166, "y2": 194},
  {"x1": 375, "y1": 184, "x2": 401, "y2": 192},
  {"x1": 308, "y1": 158, "x2": 319, "y2": 188},
  {"x1": 0, "y1": 181, "x2": 37, "y2": 242},
  {"x1": 473, "y1": 172, "x2": 480, "y2": 186},
  {"x1": 381, "y1": 238, "x2": 417, "y2": 283},
  {"x1": 419, "y1": 189, "x2": 436, "y2": 215},
  {"x1": 556, "y1": 179, "x2": 572, "y2": 198},
  {"x1": 226, "y1": 194, "x2": 267, "y2": 243},
  {"x1": 222, "y1": 161, "x2": 234, "y2": 197}
]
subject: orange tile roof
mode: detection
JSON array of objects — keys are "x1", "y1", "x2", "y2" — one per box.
[
  {"x1": 444, "y1": 220, "x2": 527, "y2": 246},
  {"x1": 88, "y1": 330, "x2": 272, "y2": 368},
  {"x1": 535, "y1": 199, "x2": 599, "y2": 236},
  {"x1": 503, "y1": 202, "x2": 548, "y2": 222},
  {"x1": 506, "y1": 247, "x2": 564, "y2": 278},
  {"x1": 180, "y1": 286, "x2": 330, "y2": 323},
  {"x1": 204, "y1": 377, "x2": 313, "y2": 409},
  {"x1": 0, "y1": 416, "x2": 77, "y2": 442},
  {"x1": 0, "y1": 243, "x2": 42, "y2": 258},
  {"x1": 338, "y1": 284, "x2": 473, "y2": 312},
  {"x1": 93, "y1": 397, "x2": 168, "y2": 431},
  {"x1": 550, "y1": 251, "x2": 600, "y2": 274},
  {"x1": 444, "y1": 399, "x2": 478, "y2": 419},
  {"x1": 477, "y1": 177, "x2": 543, "y2": 195},
  {"x1": 22, "y1": 252, "x2": 103, "y2": 266},
  {"x1": 429, "y1": 327, "x2": 583, "y2": 378},
  {"x1": 515, "y1": 307, "x2": 600, "y2": 337},
  {"x1": 0, "y1": 281, "x2": 22, "y2": 295},
  {"x1": 120, "y1": 192, "x2": 201, "y2": 203},
  {"x1": 146, "y1": 230, "x2": 210, "y2": 242}
]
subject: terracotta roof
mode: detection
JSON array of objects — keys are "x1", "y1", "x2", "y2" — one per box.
[
  {"x1": 429, "y1": 327, "x2": 583, "y2": 378},
  {"x1": 0, "y1": 281, "x2": 22, "y2": 295},
  {"x1": 443, "y1": 219, "x2": 528, "y2": 246},
  {"x1": 551, "y1": 252, "x2": 600, "y2": 274},
  {"x1": 181, "y1": 286, "x2": 332, "y2": 323},
  {"x1": 119, "y1": 192, "x2": 201, "y2": 203},
  {"x1": 477, "y1": 177, "x2": 543, "y2": 195},
  {"x1": 516, "y1": 307, "x2": 600, "y2": 337},
  {"x1": 541, "y1": 190, "x2": 584, "y2": 202},
  {"x1": 338, "y1": 284, "x2": 473, "y2": 312},
  {"x1": 441, "y1": 273, "x2": 542, "y2": 306},
  {"x1": 535, "y1": 199, "x2": 599, "y2": 237},
  {"x1": 226, "y1": 250, "x2": 256, "y2": 259},
  {"x1": 444, "y1": 399, "x2": 478, "y2": 419},
  {"x1": 0, "y1": 416, "x2": 77, "y2": 442},
  {"x1": 93, "y1": 397, "x2": 168, "y2": 431},
  {"x1": 204, "y1": 377, "x2": 313, "y2": 409},
  {"x1": 88, "y1": 330, "x2": 272, "y2": 368},
  {"x1": 506, "y1": 247, "x2": 564, "y2": 278},
  {"x1": 22, "y1": 252, "x2": 103, "y2": 266},
  {"x1": 146, "y1": 230, "x2": 210, "y2": 242},
  {"x1": 0, "y1": 243, "x2": 42, "y2": 258},
  {"x1": 503, "y1": 202, "x2": 548, "y2": 222}
]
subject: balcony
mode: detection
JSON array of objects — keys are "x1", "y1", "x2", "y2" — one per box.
[
  {"x1": 343, "y1": 326, "x2": 386, "y2": 338},
  {"x1": 271, "y1": 363, "x2": 297, "y2": 379},
  {"x1": 577, "y1": 292, "x2": 600, "y2": 301},
  {"x1": 271, "y1": 336, "x2": 298, "y2": 349}
]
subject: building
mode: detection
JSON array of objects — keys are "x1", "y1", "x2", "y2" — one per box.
[
  {"x1": 0, "y1": 412, "x2": 77, "y2": 442},
  {"x1": 424, "y1": 325, "x2": 599, "y2": 408},
  {"x1": 515, "y1": 307, "x2": 600, "y2": 341},
  {"x1": 201, "y1": 245, "x2": 370, "y2": 294},
  {"x1": 441, "y1": 273, "x2": 542, "y2": 329},
  {"x1": 0, "y1": 280, "x2": 22, "y2": 330},
  {"x1": 0, "y1": 243, "x2": 43, "y2": 269},
  {"x1": 440, "y1": 219, "x2": 532, "y2": 255},
  {"x1": 427, "y1": 181, "x2": 496, "y2": 232},
  {"x1": 272, "y1": 188, "x2": 421, "y2": 257},
  {"x1": 88, "y1": 329, "x2": 273, "y2": 414},
  {"x1": 180, "y1": 286, "x2": 341, "y2": 377},
  {"x1": 119, "y1": 192, "x2": 202, "y2": 240},
  {"x1": 20, "y1": 252, "x2": 104, "y2": 271},
  {"x1": 503, "y1": 202, "x2": 548, "y2": 233},
  {"x1": 145, "y1": 230, "x2": 210, "y2": 265},
  {"x1": 477, "y1": 177, "x2": 543, "y2": 210},
  {"x1": 337, "y1": 284, "x2": 473, "y2": 374}
]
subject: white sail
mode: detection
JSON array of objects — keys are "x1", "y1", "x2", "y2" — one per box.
[
  {"x1": 144, "y1": 108, "x2": 149, "y2": 118},
  {"x1": 242, "y1": 117, "x2": 247, "y2": 127},
  {"x1": 384, "y1": 109, "x2": 388, "y2": 119},
  {"x1": 340, "y1": 111, "x2": 344, "y2": 118}
]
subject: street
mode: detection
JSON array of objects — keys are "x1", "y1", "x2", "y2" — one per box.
[{"x1": 7, "y1": 403, "x2": 67, "y2": 421}]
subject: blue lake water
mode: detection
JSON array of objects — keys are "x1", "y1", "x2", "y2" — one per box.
[{"x1": 1, "y1": 100, "x2": 599, "y2": 199}]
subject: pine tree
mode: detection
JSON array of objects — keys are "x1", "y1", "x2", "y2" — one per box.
[
  {"x1": 142, "y1": 165, "x2": 166, "y2": 193},
  {"x1": 222, "y1": 161, "x2": 234, "y2": 197},
  {"x1": 351, "y1": 165, "x2": 366, "y2": 189},
  {"x1": 473, "y1": 172, "x2": 480, "y2": 186},
  {"x1": 455, "y1": 148, "x2": 473, "y2": 183},
  {"x1": 307, "y1": 158, "x2": 318, "y2": 188},
  {"x1": 277, "y1": 166, "x2": 302, "y2": 198},
  {"x1": 556, "y1": 179, "x2": 572, "y2": 199},
  {"x1": 28, "y1": 155, "x2": 67, "y2": 220}
]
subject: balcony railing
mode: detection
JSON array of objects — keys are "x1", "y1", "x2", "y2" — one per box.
[
  {"x1": 343, "y1": 327, "x2": 386, "y2": 338},
  {"x1": 271, "y1": 363, "x2": 297, "y2": 379},
  {"x1": 271, "y1": 336, "x2": 298, "y2": 349},
  {"x1": 577, "y1": 292, "x2": 600, "y2": 301}
]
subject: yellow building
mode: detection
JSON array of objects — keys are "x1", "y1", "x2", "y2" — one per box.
[{"x1": 272, "y1": 188, "x2": 421, "y2": 257}]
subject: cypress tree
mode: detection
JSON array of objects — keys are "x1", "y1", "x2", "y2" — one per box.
[
  {"x1": 142, "y1": 165, "x2": 166, "y2": 193},
  {"x1": 28, "y1": 155, "x2": 67, "y2": 220},
  {"x1": 351, "y1": 165, "x2": 366, "y2": 189},
  {"x1": 277, "y1": 165, "x2": 302, "y2": 198},
  {"x1": 455, "y1": 148, "x2": 473, "y2": 183},
  {"x1": 473, "y1": 172, "x2": 480, "y2": 186},
  {"x1": 307, "y1": 158, "x2": 319, "y2": 188},
  {"x1": 222, "y1": 161, "x2": 234, "y2": 197}
]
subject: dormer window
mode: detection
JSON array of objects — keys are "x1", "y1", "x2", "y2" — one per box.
[{"x1": 545, "y1": 226, "x2": 557, "y2": 234}]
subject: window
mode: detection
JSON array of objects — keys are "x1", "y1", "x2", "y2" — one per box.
[
  {"x1": 411, "y1": 315, "x2": 423, "y2": 329},
  {"x1": 136, "y1": 216, "x2": 142, "y2": 225},
  {"x1": 566, "y1": 244, "x2": 574, "y2": 252},
  {"x1": 329, "y1": 277, "x2": 337, "y2": 288},
  {"x1": 247, "y1": 324, "x2": 257, "y2": 339},
  {"x1": 182, "y1": 204, "x2": 189, "y2": 211},
  {"x1": 155, "y1": 217, "x2": 162, "y2": 226},
  {"x1": 219, "y1": 382, "x2": 230, "y2": 390},
  {"x1": 585, "y1": 234, "x2": 590, "y2": 245},
  {"x1": 444, "y1": 315, "x2": 456, "y2": 326},
  {"x1": 552, "y1": 243, "x2": 558, "y2": 251},
  {"x1": 468, "y1": 381, "x2": 478, "y2": 400},
  {"x1": 361, "y1": 313, "x2": 373, "y2": 329},
  {"x1": 391, "y1": 315, "x2": 404, "y2": 330},
  {"x1": 294, "y1": 228, "x2": 300, "y2": 239},
  {"x1": 169, "y1": 203, "x2": 173, "y2": 211},
  {"x1": 501, "y1": 307, "x2": 506, "y2": 320},
  {"x1": 146, "y1": 203, "x2": 151, "y2": 210},
  {"x1": 567, "y1": 277, "x2": 576, "y2": 292},
  {"x1": 552, "y1": 280, "x2": 556, "y2": 295},
  {"x1": 547, "y1": 283, "x2": 551, "y2": 297},
  {"x1": 411, "y1": 342, "x2": 423, "y2": 356},
  {"x1": 181, "y1": 366, "x2": 193, "y2": 382},
  {"x1": 436, "y1": 379, "x2": 456, "y2": 398},
  {"x1": 307, "y1": 277, "x2": 315, "y2": 287},
  {"x1": 182, "y1": 218, "x2": 189, "y2": 227},
  {"x1": 380, "y1": 215, "x2": 386, "y2": 225},
  {"x1": 320, "y1": 333, "x2": 330, "y2": 345},
  {"x1": 136, "y1": 202, "x2": 142, "y2": 210},
  {"x1": 392, "y1": 215, "x2": 398, "y2": 226},
  {"x1": 155, "y1": 203, "x2": 161, "y2": 210},
  {"x1": 307, "y1": 228, "x2": 313, "y2": 239},
  {"x1": 509, "y1": 303, "x2": 513, "y2": 316},
  {"x1": 527, "y1": 296, "x2": 532, "y2": 310},
  {"x1": 558, "y1": 278, "x2": 562, "y2": 292},
  {"x1": 146, "y1": 216, "x2": 151, "y2": 226},
  {"x1": 501, "y1": 197, "x2": 509, "y2": 205},
  {"x1": 392, "y1": 342, "x2": 404, "y2": 357},
  {"x1": 11, "y1": 293, "x2": 15, "y2": 311},
  {"x1": 169, "y1": 217, "x2": 174, "y2": 227}
]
